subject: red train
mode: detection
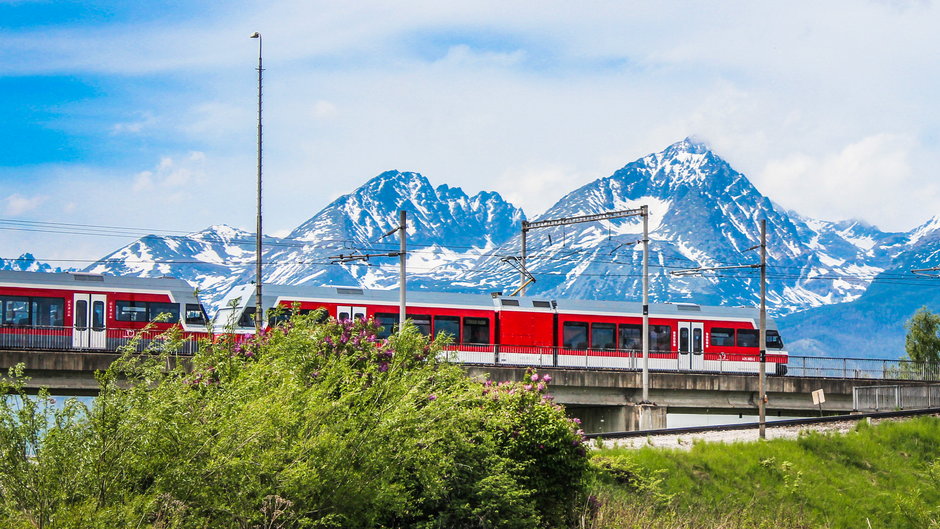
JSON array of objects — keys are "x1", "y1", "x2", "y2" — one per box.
[
  {"x1": 0, "y1": 270, "x2": 208, "y2": 353},
  {"x1": 216, "y1": 284, "x2": 789, "y2": 375}
]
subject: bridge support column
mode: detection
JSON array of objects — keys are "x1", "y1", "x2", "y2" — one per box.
[{"x1": 634, "y1": 403, "x2": 666, "y2": 431}]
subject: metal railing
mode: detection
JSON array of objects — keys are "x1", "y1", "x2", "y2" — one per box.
[
  {"x1": 853, "y1": 384, "x2": 940, "y2": 411},
  {"x1": 786, "y1": 356, "x2": 940, "y2": 381},
  {"x1": 0, "y1": 325, "x2": 199, "y2": 355}
]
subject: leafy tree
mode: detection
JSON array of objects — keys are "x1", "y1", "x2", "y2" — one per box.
[
  {"x1": 0, "y1": 314, "x2": 588, "y2": 528},
  {"x1": 904, "y1": 306, "x2": 940, "y2": 364}
]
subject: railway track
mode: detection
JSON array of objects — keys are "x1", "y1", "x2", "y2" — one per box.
[{"x1": 588, "y1": 407, "x2": 940, "y2": 450}]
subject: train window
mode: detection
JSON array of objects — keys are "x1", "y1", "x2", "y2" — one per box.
[
  {"x1": 693, "y1": 328, "x2": 702, "y2": 353},
  {"x1": 433, "y1": 315, "x2": 460, "y2": 342},
  {"x1": 1, "y1": 296, "x2": 30, "y2": 326},
  {"x1": 710, "y1": 328, "x2": 735, "y2": 347},
  {"x1": 737, "y1": 329, "x2": 759, "y2": 348},
  {"x1": 463, "y1": 317, "x2": 490, "y2": 345},
  {"x1": 31, "y1": 298, "x2": 64, "y2": 327},
  {"x1": 116, "y1": 301, "x2": 148, "y2": 322},
  {"x1": 267, "y1": 307, "x2": 292, "y2": 327},
  {"x1": 563, "y1": 322, "x2": 589, "y2": 350},
  {"x1": 619, "y1": 324, "x2": 642, "y2": 350},
  {"x1": 767, "y1": 330, "x2": 784, "y2": 349},
  {"x1": 238, "y1": 307, "x2": 256, "y2": 328},
  {"x1": 375, "y1": 313, "x2": 399, "y2": 339},
  {"x1": 92, "y1": 301, "x2": 105, "y2": 331},
  {"x1": 650, "y1": 325, "x2": 671, "y2": 352},
  {"x1": 591, "y1": 323, "x2": 616, "y2": 350},
  {"x1": 149, "y1": 302, "x2": 180, "y2": 323},
  {"x1": 75, "y1": 300, "x2": 88, "y2": 330},
  {"x1": 185, "y1": 304, "x2": 208, "y2": 325},
  {"x1": 408, "y1": 315, "x2": 432, "y2": 336},
  {"x1": 679, "y1": 328, "x2": 689, "y2": 351}
]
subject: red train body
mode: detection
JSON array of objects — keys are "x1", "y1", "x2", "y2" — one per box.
[{"x1": 216, "y1": 284, "x2": 788, "y2": 375}]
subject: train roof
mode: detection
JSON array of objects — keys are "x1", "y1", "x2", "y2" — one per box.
[
  {"x1": 218, "y1": 283, "x2": 774, "y2": 325},
  {"x1": 0, "y1": 270, "x2": 200, "y2": 301}
]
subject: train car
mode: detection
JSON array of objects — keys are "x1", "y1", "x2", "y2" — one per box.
[
  {"x1": 0, "y1": 270, "x2": 209, "y2": 353},
  {"x1": 214, "y1": 285, "x2": 788, "y2": 375}
]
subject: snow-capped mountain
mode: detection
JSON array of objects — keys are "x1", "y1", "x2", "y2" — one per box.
[
  {"x1": 70, "y1": 138, "x2": 940, "y2": 357},
  {"x1": 0, "y1": 253, "x2": 59, "y2": 273}
]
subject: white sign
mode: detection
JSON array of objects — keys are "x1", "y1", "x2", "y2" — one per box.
[{"x1": 811, "y1": 389, "x2": 826, "y2": 405}]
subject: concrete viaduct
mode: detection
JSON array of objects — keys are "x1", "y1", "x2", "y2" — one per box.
[{"x1": 1, "y1": 349, "x2": 931, "y2": 433}]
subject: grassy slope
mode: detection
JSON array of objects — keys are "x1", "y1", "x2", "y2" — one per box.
[{"x1": 589, "y1": 417, "x2": 940, "y2": 528}]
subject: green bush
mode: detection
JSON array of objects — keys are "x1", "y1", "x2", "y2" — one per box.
[{"x1": 0, "y1": 315, "x2": 588, "y2": 528}]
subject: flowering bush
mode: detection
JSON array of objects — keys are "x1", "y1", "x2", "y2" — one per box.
[{"x1": 0, "y1": 312, "x2": 589, "y2": 528}]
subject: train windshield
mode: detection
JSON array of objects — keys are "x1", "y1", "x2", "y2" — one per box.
[{"x1": 767, "y1": 330, "x2": 784, "y2": 349}]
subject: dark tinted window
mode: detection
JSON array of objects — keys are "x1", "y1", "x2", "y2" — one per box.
[
  {"x1": 737, "y1": 329, "x2": 759, "y2": 348},
  {"x1": 619, "y1": 324, "x2": 642, "y2": 350},
  {"x1": 92, "y1": 301, "x2": 105, "y2": 331},
  {"x1": 185, "y1": 304, "x2": 207, "y2": 325},
  {"x1": 679, "y1": 327, "x2": 689, "y2": 351},
  {"x1": 149, "y1": 302, "x2": 180, "y2": 322},
  {"x1": 375, "y1": 313, "x2": 398, "y2": 339},
  {"x1": 116, "y1": 301, "x2": 148, "y2": 322},
  {"x1": 591, "y1": 323, "x2": 616, "y2": 350},
  {"x1": 650, "y1": 325, "x2": 671, "y2": 352},
  {"x1": 434, "y1": 315, "x2": 460, "y2": 341},
  {"x1": 238, "y1": 307, "x2": 256, "y2": 328},
  {"x1": 563, "y1": 322, "x2": 589, "y2": 349},
  {"x1": 1, "y1": 296, "x2": 29, "y2": 326},
  {"x1": 710, "y1": 327, "x2": 735, "y2": 347},
  {"x1": 409, "y1": 314, "x2": 431, "y2": 336},
  {"x1": 75, "y1": 300, "x2": 88, "y2": 329},
  {"x1": 463, "y1": 317, "x2": 490, "y2": 345},
  {"x1": 32, "y1": 298, "x2": 64, "y2": 327},
  {"x1": 767, "y1": 330, "x2": 784, "y2": 349},
  {"x1": 693, "y1": 328, "x2": 702, "y2": 353}
]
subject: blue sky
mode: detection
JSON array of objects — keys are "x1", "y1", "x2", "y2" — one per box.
[{"x1": 2, "y1": 0, "x2": 940, "y2": 264}]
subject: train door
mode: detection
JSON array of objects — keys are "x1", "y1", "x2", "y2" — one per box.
[
  {"x1": 677, "y1": 321, "x2": 704, "y2": 371},
  {"x1": 336, "y1": 306, "x2": 366, "y2": 321},
  {"x1": 72, "y1": 293, "x2": 107, "y2": 350}
]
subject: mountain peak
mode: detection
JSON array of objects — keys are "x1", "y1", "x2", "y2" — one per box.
[{"x1": 664, "y1": 136, "x2": 710, "y2": 156}]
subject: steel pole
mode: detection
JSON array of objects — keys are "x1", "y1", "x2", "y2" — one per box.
[
  {"x1": 252, "y1": 33, "x2": 264, "y2": 334},
  {"x1": 759, "y1": 219, "x2": 767, "y2": 439},
  {"x1": 399, "y1": 210, "x2": 407, "y2": 335},
  {"x1": 642, "y1": 205, "x2": 650, "y2": 403}
]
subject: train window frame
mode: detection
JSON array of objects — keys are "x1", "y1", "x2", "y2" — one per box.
[
  {"x1": 767, "y1": 330, "x2": 784, "y2": 349},
  {"x1": 679, "y1": 327, "x2": 689, "y2": 352},
  {"x1": 92, "y1": 301, "x2": 105, "y2": 331},
  {"x1": 149, "y1": 302, "x2": 180, "y2": 323},
  {"x1": 433, "y1": 315, "x2": 460, "y2": 342},
  {"x1": 1, "y1": 295, "x2": 30, "y2": 326},
  {"x1": 462, "y1": 317, "x2": 490, "y2": 345},
  {"x1": 737, "y1": 329, "x2": 759, "y2": 348},
  {"x1": 407, "y1": 314, "x2": 432, "y2": 336},
  {"x1": 692, "y1": 327, "x2": 703, "y2": 353},
  {"x1": 238, "y1": 307, "x2": 256, "y2": 328},
  {"x1": 375, "y1": 312, "x2": 399, "y2": 339},
  {"x1": 116, "y1": 301, "x2": 148, "y2": 322},
  {"x1": 75, "y1": 300, "x2": 88, "y2": 330},
  {"x1": 185, "y1": 303, "x2": 208, "y2": 325},
  {"x1": 619, "y1": 324, "x2": 642, "y2": 350},
  {"x1": 31, "y1": 297, "x2": 65, "y2": 327},
  {"x1": 591, "y1": 322, "x2": 616, "y2": 350},
  {"x1": 650, "y1": 325, "x2": 672, "y2": 352},
  {"x1": 563, "y1": 321, "x2": 589, "y2": 350},
  {"x1": 710, "y1": 327, "x2": 735, "y2": 347}
]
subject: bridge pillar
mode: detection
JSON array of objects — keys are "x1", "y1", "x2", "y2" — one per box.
[{"x1": 636, "y1": 403, "x2": 667, "y2": 430}]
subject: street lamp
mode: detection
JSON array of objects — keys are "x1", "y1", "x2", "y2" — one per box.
[{"x1": 250, "y1": 31, "x2": 263, "y2": 334}]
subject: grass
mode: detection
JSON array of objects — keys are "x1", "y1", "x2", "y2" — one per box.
[{"x1": 583, "y1": 417, "x2": 940, "y2": 529}]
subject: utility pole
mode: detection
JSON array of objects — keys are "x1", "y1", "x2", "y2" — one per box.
[
  {"x1": 249, "y1": 32, "x2": 264, "y2": 334},
  {"x1": 329, "y1": 210, "x2": 408, "y2": 335},
  {"x1": 671, "y1": 218, "x2": 769, "y2": 439},
  {"x1": 642, "y1": 205, "x2": 650, "y2": 403}
]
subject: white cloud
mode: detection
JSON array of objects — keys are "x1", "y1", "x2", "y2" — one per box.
[{"x1": 4, "y1": 194, "x2": 46, "y2": 216}]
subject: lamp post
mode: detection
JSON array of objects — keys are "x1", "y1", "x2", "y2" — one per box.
[{"x1": 250, "y1": 32, "x2": 263, "y2": 334}]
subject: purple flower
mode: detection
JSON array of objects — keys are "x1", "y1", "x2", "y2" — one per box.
[
  {"x1": 536, "y1": 382, "x2": 545, "y2": 392},
  {"x1": 572, "y1": 418, "x2": 582, "y2": 425},
  {"x1": 530, "y1": 374, "x2": 539, "y2": 382},
  {"x1": 378, "y1": 362, "x2": 389, "y2": 373},
  {"x1": 542, "y1": 374, "x2": 552, "y2": 383},
  {"x1": 524, "y1": 384, "x2": 533, "y2": 391},
  {"x1": 428, "y1": 394, "x2": 437, "y2": 401},
  {"x1": 324, "y1": 336, "x2": 334, "y2": 346},
  {"x1": 484, "y1": 380, "x2": 493, "y2": 387}
]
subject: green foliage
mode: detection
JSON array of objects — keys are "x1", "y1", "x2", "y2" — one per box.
[
  {"x1": 0, "y1": 315, "x2": 588, "y2": 528},
  {"x1": 587, "y1": 417, "x2": 940, "y2": 528},
  {"x1": 905, "y1": 306, "x2": 940, "y2": 364}
]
